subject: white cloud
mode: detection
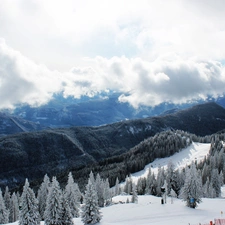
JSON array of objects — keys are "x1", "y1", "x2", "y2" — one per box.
[
  {"x1": 92, "y1": 55, "x2": 225, "y2": 107},
  {"x1": 0, "y1": 39, "x2": 62, "y2": 108},
  {"x1": 1, "y1": 0, "x2": 225, "y2": 71},
  {"x1": 1, "y1": 1, "x2": 225, "y2": 109},
  {"x1": 0, "y1": 39, "x2": 225, "y2": 109}
]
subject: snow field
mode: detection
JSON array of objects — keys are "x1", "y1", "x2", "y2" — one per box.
[
  {"x1": 132, "y1": 142, "x2": 211, "y2": 181},
  {"x1": 7, "y1": 195, "x2": 225, "y2": 225},
  {"x1": 74, "y1": 195, "x2": 225, "y2": 225}
]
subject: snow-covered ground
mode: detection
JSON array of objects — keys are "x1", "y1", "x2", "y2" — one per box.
[
  {"x1": 8, "y1": 142, "x2": 224, "y2": 225},
  {"x1": 8, "y1": 195, "x2": 225, "y2": 225},
  {"x1": 74, "y1": 195, "x2": 225, "y2": 225}
]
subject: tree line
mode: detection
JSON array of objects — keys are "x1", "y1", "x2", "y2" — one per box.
[
  {"x1": 1, "y1": 129, "x2": 225, "y2": 224},
  {"x1": 0, "y1": 172, "x2": 111, "y2": 225},
  {"x1": 69, "y1": 130, "x2": 211, "y2": 190}
]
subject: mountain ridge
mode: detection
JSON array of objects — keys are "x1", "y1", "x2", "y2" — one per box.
[{"x1": 1, "y1": 102, "x2": 225, "y2": 190}]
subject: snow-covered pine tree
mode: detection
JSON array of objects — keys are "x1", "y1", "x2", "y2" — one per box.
[
  {"x1": 136, "y1": 177, "x2": 146, "y2": 195},
  {"x1": 124, "y1": 175, "x2": 132, "y2": 194},
  {"x1": 203, "y1": 177, "x2": 210, "y2": 198},
  {"x1": 61, "y1": 191, "x2": 74, "y2": 225},
  {"x1": 64, "y1": 172, "x2": 80, "y2": 217},
  {"x1": 19, "y1": 179, "x2": 40, "y2": 225},
  {"x1": 74, "y1": 182, "x2": 82, "y2": 204},
  {"x1": 156, "y1": 167, "x2": 165, "y2": 196},
  {"x1": 179, "y1": 162, "x2": 202, "y2": 208},
  {"x1": 44, "y1": 176, "x2": 63, "y2": 225},
  {"x1": 38, "y1": 174, "x2": 50, "y2": 220},
  {"x1": 146, "y1": 168, "x2": 157, "y2": 195},
  {"x1": 208, "y1": 182, "x2": 216, "y2": 198},
  {"x1": 131, "y1": 183, "x2": 138, "y2": 204},
  {"x1": 219, "y1": 170, "x2": 224, "y2": 186},
  {"x1": 104, "y1": 178, "x2": 111, "y2": 206},
  {"x1": 0, "y1": 188, "x2": 9, "y2": 224},
  {"x1": 89, "y1": 171, "x2": 95, "y2": 185},
  {"x1": 81, "y1": 177, "x2": 102, "y2": 224},
  {"x1": 166, "y1": 161, "x2": 175, "y2": 194},
  {"x1": 114, "y1": 177, "x2": 120, "y2": 196},
  {"x1": 95, "y1": 173, "x2": 104, "y2": 207},
  {"x1": 211, "y1": 168, "x2": 221, "y2": 197},
  {"x1": 3, "y1": 186, "x2": 10, "y2": 211},
  {"x1": 9, "y1": 192, "x2": 19, "y2": 223}
]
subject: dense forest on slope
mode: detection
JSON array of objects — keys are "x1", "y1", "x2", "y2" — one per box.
[
  {"x1": 59, "y1": 130, "x2": 211, "y2": 191},
  {"x1": 1, "y1": 102, "x2": 225, "y2": 191}
]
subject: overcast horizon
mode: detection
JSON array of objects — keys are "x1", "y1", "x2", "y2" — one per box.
[{"x1": 1, "y1": 0, "x2": 225, "y2": 109}]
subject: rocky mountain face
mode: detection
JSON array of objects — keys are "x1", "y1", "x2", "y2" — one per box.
[{"x1": 1, "y1": 102, "x2": 225, "y2": 190}]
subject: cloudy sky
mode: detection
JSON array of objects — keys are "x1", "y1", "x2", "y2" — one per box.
[{"x1": 1, "y1": 0, "x2": 225, "y2": 109}]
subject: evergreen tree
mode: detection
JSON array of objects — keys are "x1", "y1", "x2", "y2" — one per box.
[
  {"x1": 137, "y1": 177, "x2": 146, "y2": 195},
  {"x1": 0, "y1": 189, "x2": 9, "y2": 224},
  {"x1": 81, "y1": 178, "x2": 102, "y2": 224},
  {"x1": 166, "y1": 161, "x2": 175, "y2": 194},
  {"x1": 156, "y1": 167, "x2": 165, "y2": 196},
  {"x1": 219, "y1": 171, "x2": 224, "y2": 187},
  {"x1": 179, "y1": 162, "x2": 202, "y2": 208},
  {"x1": 131, "y1": 183, "x2": 138, "y2": 204},
  {"x1": 171, "y1": 169, "x2": 181, "y2": 196},
  {"x1": 95, "y1": 173, "x2": 104, "y2": 207},
  {"x1": 208, "y1": 182, "x2": 216, "y2": 198},
  {"x1": 61, "y1": 192, "x2": 74, "y2": 225},
  {"x1": 104, "y1": 179, "x2": 112, "y2": 206},
  {"x1": 123, "y1": 175, "x2": 132, "y2": 194},
  {"x1": 114, "y1": 177, "x2": 120, "y2": 196},
  {"x1": 3, "y1": 186, "x2": 10, "y2": 211},
  {"x1": 202, "y1": 164, "x2": 209, "y2": 185},
  {"x1": 44, "y1": 177, "x2": 63, "y2": 225},
  {"x1": 203, "y1": 177, "x2": 210, "y2": 197},
  {"x1": 38, "y1": 174, "x2": 50, "y2": 220},
  {"x1": 89, "y1": 171, "x2": 95, "y2": 185},
  {"x1": 9, "y1": 192, "x2": 19, "y2": 223},
  {"x1": 146, "y1": 168, "x2": 157, "y2": 195},
  {"x1": 65, "y1": 172, "x2": 80, "y2": 217},
  {"x1": 19, "y1": 179, "x2": 40, "y2": 225},
  {"x1": 211, "y1": 169, "x2": 221, "y2": 197}
]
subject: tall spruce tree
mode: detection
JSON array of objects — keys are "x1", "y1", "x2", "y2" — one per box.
[
  {"x1": 0, "y1": 189, "x2": 9, "y2": 224},
  {"x1": 44, "y1": 176, "x2": 63, "y2": 225},
  {"x1": 81, "y1": 176, "x2": 102, "y2": 224},
  {"x1": 95, "y1": 173, "x2": 104, "y2": 207},
  {"x1": 179, "y1": 162, "x2": 202, "y2": 208},
  {"x1": 114, "y1": 177, "x2": 120, "y2": 196},
  {"x1": 38, "y1": 174, "x2": 50, "y2": 220},
  {"x1": 3, "y1": 186, "x2": 10, "y2": 211},
  {"x1": 9, "y1": 192, "x2": 19, "y2": 223},
  {"x1": 131, "y1": 183, "x2": 138, "y2": 204},
  {"x1": 65, "y1": 172, "x2": 80, "y2": 217},
  {"x1": 166, "y1": 161, "x2": 175, "y2": 194},
  {"x1": 211, "y1": 169, "x2": 221, "y2": 197},
  {"x1": 19, "y1": 179, "x2": 40, "y2": 225},
  {"x1": 61, "y1": 191, "x2": 74, "y2": 225},
  {"x1": 104, "y1": 178, "x2": 112, "y2": 206}
]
